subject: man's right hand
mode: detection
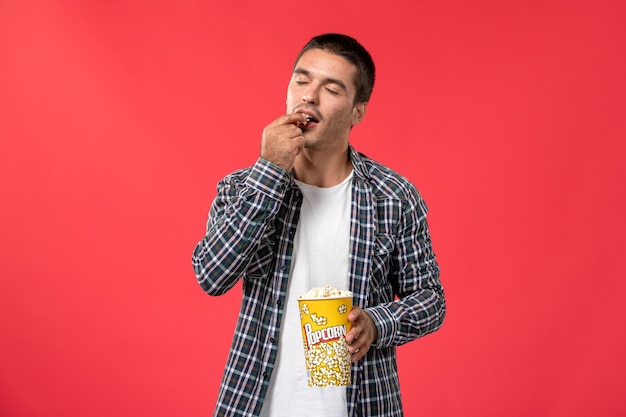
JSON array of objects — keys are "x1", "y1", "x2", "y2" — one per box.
[{"x1": 260, "y1": 113, "x2": 309, "y2": 172}]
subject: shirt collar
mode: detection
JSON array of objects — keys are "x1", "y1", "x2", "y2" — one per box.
[{"x1": 348, "y1": 145, "x2": 371, "y2": 182}]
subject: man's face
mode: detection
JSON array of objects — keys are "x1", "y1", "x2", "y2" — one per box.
[{"x1": 286, "y1": 48, "x2": 366, "y2": 150}]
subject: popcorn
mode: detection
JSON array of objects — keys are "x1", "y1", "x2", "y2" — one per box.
[
  {"x1": 298, "y1": 286, "x2": 353, "y2": 387},
  {"x1": 299, "y1": 285, "x2": 353, "y2": 299},
  {"x1": 303, "y1": 337, "x2": 352, "y2": 386}
]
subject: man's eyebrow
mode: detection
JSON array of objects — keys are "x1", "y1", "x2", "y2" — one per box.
[
  {"x1": 293, "y1": 68, "x2": 348, "y2": 91},
  {"x1": 293, "y1": 68, "x2": 310, "y2": 77}
]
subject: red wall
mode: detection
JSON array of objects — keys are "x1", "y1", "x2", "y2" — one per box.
[{"x1": 1, "y1": 1, "x2": 625, "y2": 416}]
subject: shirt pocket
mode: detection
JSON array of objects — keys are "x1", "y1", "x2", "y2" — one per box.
[{"x1": 370, "y1": 233, "x2": 395, "y2": 290}]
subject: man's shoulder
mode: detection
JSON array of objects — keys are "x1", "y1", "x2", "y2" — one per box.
[{"x1": 352, "y1": 149, "x2": 420, "y2": 200}]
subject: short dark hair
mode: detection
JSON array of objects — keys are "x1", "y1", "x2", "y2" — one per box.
[{"x1": 293, "y1": 33, "x2": 376, "y2": 104}]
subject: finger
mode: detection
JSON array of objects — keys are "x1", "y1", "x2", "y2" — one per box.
[
  {"x1": 346, "y1": 332, "x2": 368, "y2": 361},
  {"x1": 351, "y1": 348, "x2": 367, "y2": 362},
  {"x1": 348, "y1": 306, "x2": 363, "y2": 323},
  {"x1": 347, "y1": 326, "x2": 370, "y2": 350},
  {"x1": 349, "y1": 339, "x2": 371, "y2": 362},
  {"x1": 264, "y1": 123, "x2": 300, "y2": 139},
  {"x1": 348, "y1": 337, "x2": 363, "y2": 352},
  {"x1": 345, "y1": 307, "x2": 363, "y2": 344},
  {"x1": 345, "y1": 325, "x2": 361, "y2": 345},
  {"x1": 286, "y1": 123, "x2": 306, "y2": 138},
  {"x1": 268, "y1": 112, "x2": 309, "y2": 128},
  {"x1": 346, "y1": 324, "x2": 369, "y2": 348}
]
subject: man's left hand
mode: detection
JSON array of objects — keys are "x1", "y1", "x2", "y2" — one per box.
[{"x1": 345, "y1": 306, "x2": 378, "y2": 362}]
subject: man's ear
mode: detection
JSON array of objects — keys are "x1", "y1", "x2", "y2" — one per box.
[{"x1": 351, "y1": 102, "x2": 368, "y2": 127}]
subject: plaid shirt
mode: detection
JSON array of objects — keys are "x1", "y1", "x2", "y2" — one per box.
[{"x1": 192, "y1": 146, "x2": 445, "y2": 417}]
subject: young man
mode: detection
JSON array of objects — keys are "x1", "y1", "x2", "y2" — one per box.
[{"x1": 192, "y1": 33, "x2": 445, "y2": 417}]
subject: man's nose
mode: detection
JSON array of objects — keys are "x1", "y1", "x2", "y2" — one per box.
[{"x1": 302, "y1": 87, "x2": 319, "y2": 104}]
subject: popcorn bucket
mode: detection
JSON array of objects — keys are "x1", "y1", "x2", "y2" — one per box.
[{"x1": 298, "y1": 295, "x2": 353, "y2": 387}]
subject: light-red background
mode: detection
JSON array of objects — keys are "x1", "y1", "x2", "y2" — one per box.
[{"x1": 1, "y1": 1, "x2": 625, "y2": 416}]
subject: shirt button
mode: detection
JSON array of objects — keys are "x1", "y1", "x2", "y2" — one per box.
[
  {"x1": 269, "y1": 337, "x2": 276, "y2": 344},
  {"x1": 262, "y1": 371, "x2": 269, "y2": 379},
  {"x1": 280, "y1": 265, "x2": 286, "y2": 271}
]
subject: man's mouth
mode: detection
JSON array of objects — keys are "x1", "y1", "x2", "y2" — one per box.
[
  {"x1": 305, "y1": 114, "x2": 319, "y2": 123},
  {"x1": 303, "y1": 114, "x2": 319, "y2": 127},
  {"x1": 295, "y1": 107, "x2": 320, "y2": 127},
  {"x1": 296, "y1": 114, "x2": 319, "y2": 128}
]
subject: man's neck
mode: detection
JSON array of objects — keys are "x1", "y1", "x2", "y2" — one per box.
[{"x1": 293, "y1": 147, "x2": 352, "y2": 188}]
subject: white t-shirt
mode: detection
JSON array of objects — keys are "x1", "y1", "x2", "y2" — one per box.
[{"x1": 260, "y1": 172, "x2": 353, "y2": 417}]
